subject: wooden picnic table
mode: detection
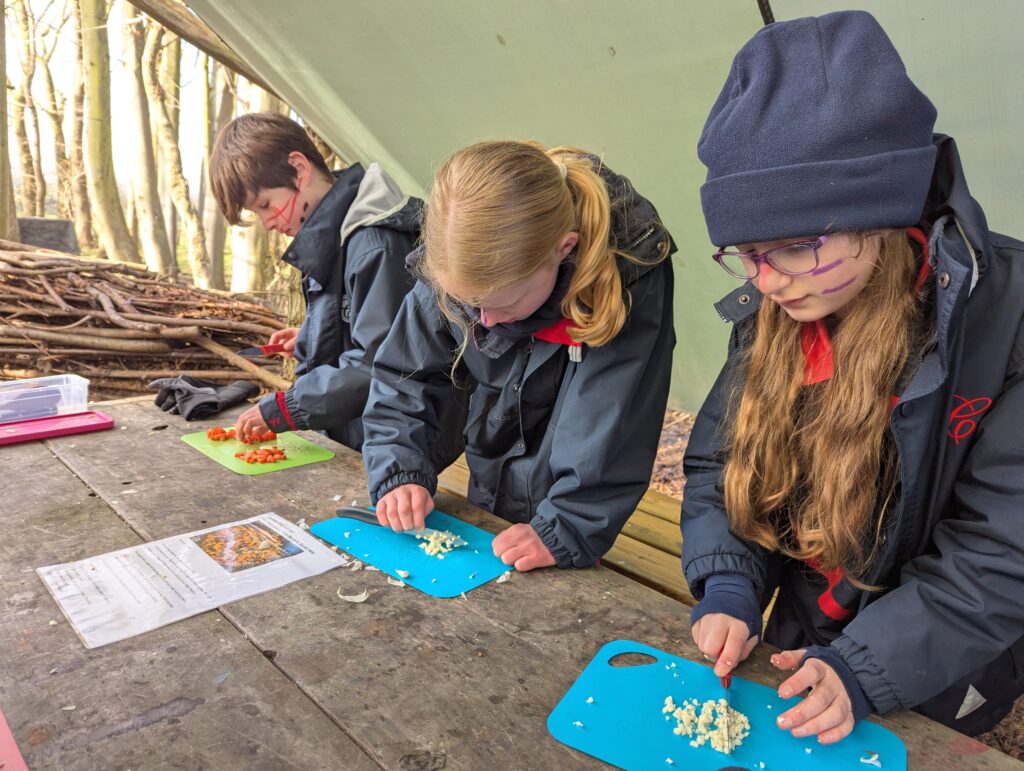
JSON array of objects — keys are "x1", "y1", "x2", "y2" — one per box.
[{"x1": 1, "y1": 396, "x2": 1020, "y2": 770}]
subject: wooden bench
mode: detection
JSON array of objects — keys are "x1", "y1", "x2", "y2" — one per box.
[{"x1": 438, "y1": 456, "x2": 695, "y2": 606}]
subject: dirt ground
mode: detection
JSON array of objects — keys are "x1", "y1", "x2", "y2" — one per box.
[{"x1": 651, "y1": 408, "x2": 1024, "y2": 759}]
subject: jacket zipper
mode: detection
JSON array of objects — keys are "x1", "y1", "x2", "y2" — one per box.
[{"x1": 626, "y1": 225, "x2": 657, "y2": 252}]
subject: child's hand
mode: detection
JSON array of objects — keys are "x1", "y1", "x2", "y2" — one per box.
[
  {"x1": 492, "y1": 523, "x2": 556, "y2": 572},
  {"x1": 691, "y1": 613, "x2": 759, "y2": 678},
  {"x1": 269, "y1": 327, "x2": 300, "y2": 358},
  {"x1": 772, "y1": 649, "x2": 855, "y2": 744},
  {"x1": 235, "y1": 405, "x2": 270, "y2": 441},
  {"x1": 376, "y1": 484, "x2": 434, "y2": 532}
]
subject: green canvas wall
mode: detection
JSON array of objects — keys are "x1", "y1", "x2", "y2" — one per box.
[{"x1": 187, "y1": 1, "x2": 1022, "y2": 411}]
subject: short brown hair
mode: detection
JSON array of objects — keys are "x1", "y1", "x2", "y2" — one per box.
[{"x1": 210, "y1": 113, "x2": 333, "y2": 225}]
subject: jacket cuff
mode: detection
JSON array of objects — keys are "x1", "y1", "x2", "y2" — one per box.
[
  {"x1": 372, "y1": 471, "x2": 437, "y2": 503},
  {"x1": 802, "y1": 645, "x2": 872, "y2": 722},
  {"x1": 831, "y1": 633, "x2": 905, "y2": 715},
  {"x1": 683, "y1": 552, "x2": 763, "y2": 600},
  {"x1": 530, "y1": 514, "x2": 575, "y2": 569},
  {"x1": 690, "y1": 574, "x2": 762, "y2": 640},
  {"x1": 258, "y1": 392, "x2": 290, "y2": 432}
]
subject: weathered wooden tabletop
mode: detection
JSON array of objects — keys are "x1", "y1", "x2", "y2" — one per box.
[{"x1": 1, "y1": 397, "x2": 1019, "y2": 770}]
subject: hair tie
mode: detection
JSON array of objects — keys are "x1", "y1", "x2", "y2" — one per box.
[{"x1": 557, "y1": 160, "x2": 568, "y2": 181}]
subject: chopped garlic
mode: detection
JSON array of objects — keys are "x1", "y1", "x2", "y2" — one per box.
[
  {"x1": 572, "y1": 721, "x2": 584, "y2": 728},
  {"x1": 395, "y1": 569, "x2": 410, "y2": 579},
  {"x1": 417, "y1": 529, "x2": 462, "y2": 557},
  {"x1": 586, "y1": 697, "x2": 594, "y2": 704},
  {"x1": 337, "y1": 588, "x2": 370, "y2": 603},
  {"x1": 386, "y1": 577, "x2": 406, "y2": 587},
  {"x1": 496, "y1": 572, "x2": 512, "y2": 583},
  {"x1": 663, "y1": 695, "x2": 749, "y2": 755},
  {"x1": 860, "y1": 752, "x2": 882, "y2": 768}
]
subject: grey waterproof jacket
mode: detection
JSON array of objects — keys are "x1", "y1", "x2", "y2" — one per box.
[
  {"x1": 681, "y1": 136, "x2": 1024, "y2": 728},
  {"x1": 258, "y1": 163, "x2": 419, "y2": 450},
  {"x1": 362, "y1": 162, "x2": 676, "y2": 567}
]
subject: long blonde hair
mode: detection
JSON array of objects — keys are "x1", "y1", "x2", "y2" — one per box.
[
  {"x1": 420, "y1": 141, "x2": 666, "y2": 357},
  {"x1": 723, "y1": 230, "x2": 927, "y2": 584}
]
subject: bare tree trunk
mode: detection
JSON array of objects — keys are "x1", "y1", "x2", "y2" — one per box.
[
  {"x1": 12, "y1": 0, "x2": 45, "y2": 216},
  {"x1": 202, "y1": 57, "x2": 234, "y2": 289},
  {"x1": 70, "y1": 0, "x2": 96, "y2": 249},
  {"x1": 230, "y1": 79, "x2": 281, "y2": 293},
  {"x1": 144, "y1": 25, "x2": 211, "y2": 287},
  {"x1": 155, "y1": 31, "x2": 180, "y2": 262},
  {"x1": 1, "y1": 0, "x2": 20, "y2": 241},
  {"x1": 80, "y1": 0, "x2": 140, "y2": 263},
  {"x1": 37, "y1": 8, "x2": 73, "y2": 220},
  {"x1": 124, "y1": 6, "x2": 173, "y2": 273}
]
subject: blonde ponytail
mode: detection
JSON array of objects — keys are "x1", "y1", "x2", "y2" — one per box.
[{"x1": 420, "y1": 141, "x2": 667, "y2": 355}]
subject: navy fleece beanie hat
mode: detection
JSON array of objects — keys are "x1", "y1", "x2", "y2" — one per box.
[{"x1": 698, "y1": 11, "x2": 938, "y2": 247}]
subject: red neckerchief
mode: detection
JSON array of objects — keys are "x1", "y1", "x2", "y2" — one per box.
[
  {"x1": 532, "y1": 317, "x2": 582, "y2": 350},
  {"x1": 800, "y1": 227, "x2": 931, "y2": 385},
  {"x1": 798, "y1": 228, "x2": 930, "y2": 620}
]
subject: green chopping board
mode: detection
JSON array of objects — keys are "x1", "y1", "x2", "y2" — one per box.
[{"x1": 181, "y1": 429, "x2": 334, "y2": 475}]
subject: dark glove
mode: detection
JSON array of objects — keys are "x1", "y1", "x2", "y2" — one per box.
[{"x1": 147, "y1": 376, "x2": 259, "y2": 421}]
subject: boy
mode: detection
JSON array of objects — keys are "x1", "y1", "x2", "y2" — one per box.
[{"x1": 210, "y1": 113, "x2": 421, "y2": 451}]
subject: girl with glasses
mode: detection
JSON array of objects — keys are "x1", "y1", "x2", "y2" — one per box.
[
  {"x1": 362, "y1": 141, "x2": 675, "y2": 572},
  {"x1": 682, "y1": 10, "x2": 1024, "y2": 745}
]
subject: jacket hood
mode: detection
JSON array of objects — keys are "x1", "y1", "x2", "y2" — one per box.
[{"x1": 283, "y1": 163, "x2": 420, "y2": 285}]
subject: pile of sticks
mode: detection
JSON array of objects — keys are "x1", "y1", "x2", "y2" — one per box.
[{"x1": 0, "y1": 239, "x2": 292, "y2": 399}]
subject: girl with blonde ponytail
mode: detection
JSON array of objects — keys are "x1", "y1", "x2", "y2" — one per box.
[
  {"x1": 362, "y1": 140, "x2": 675, "y2": 572},
  {"x1": 683, "y1": 10, "x2": 1024, "y2": 746}
]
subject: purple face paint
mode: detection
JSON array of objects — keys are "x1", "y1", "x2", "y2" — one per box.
[
  {"x1": 822, "y1": 276, "x2": 858, "y2": 295},
  {"x1": 811, "y1": 257, "x2": 844, "y2": 276}
]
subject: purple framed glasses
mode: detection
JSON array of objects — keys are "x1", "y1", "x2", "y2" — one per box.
[{"x1": 712, "y1": 236, "x2": 829, "y2": 280}]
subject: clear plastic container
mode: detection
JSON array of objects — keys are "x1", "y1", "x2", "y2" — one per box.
[{"x1": 0, "y1": 374, "x2": 90, "y2": 425}]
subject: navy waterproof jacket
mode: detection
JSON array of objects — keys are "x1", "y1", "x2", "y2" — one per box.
[
  {"x1": 681, "y1": 136, "x2": 1024, "y2": 730},
  {"x1": 362, "y1": 161, "x2": 677, "y2": 568},
  {"x1": 258, "y1": 164, "x2": 419, "y2": 450}
]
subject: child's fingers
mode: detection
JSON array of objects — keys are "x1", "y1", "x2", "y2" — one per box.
[
  {"x1": 740, "y1": 634, "x2": 760, "y2": 662},
  {"x1": 698, "y1": 622, "x2": 729, "y2": 664},
  {"x1": 714, "y1": 625, "x2": 747, "y2": 677},
  {"x1": 514, "y1": 552, "x2": 547, "y2": 572},
  {"x1": 770, "y1": 649, "x2": 804, "y2": 671},
  {"x1": 374, "y1": 499, "x2": 390, "y2": 527},
  {"x1": 778, "y1": 657, "x2": 823, "y2": 700},
  {"x1": 790, "y1": 697, "x2": 849, "y2": 739},
  {"x1": 499, "y1": 543, "x2": 531, "y2": 567},
  {"x1": 818, "y1": 713, "x2": 856, "y2": 745},
  {"x1": 395, "y1": 489, "x2": 417, "y2": 532}
]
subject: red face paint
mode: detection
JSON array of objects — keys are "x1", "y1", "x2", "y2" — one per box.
[{"x1": 262, "y1": 179, "x2": 303, "y2": 232}]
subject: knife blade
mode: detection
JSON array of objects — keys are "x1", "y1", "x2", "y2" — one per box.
[
  {"x1": 334, "y1": 506, "x2": 469, "y2": 548},
  {"x1": 715, "y1": 645, "x2": 733, "y2": 755},
  {"x1": 238, "y1": 343, "x2": 287, "y2": 357},
  {"x1": 721, "y1": 670, "x2": 733, "y2": 754}
]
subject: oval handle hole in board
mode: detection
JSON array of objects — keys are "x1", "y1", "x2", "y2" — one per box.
[{"x1": 607, "y1": 651, "x2": 659, "y2": 668}]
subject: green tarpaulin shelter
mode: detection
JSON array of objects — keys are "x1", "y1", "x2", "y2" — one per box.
[{"x1": 182, "y1": 0, "x2": 1024, "y2": 411}]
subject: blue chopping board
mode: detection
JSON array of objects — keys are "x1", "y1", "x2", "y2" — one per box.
[
  {"x1": 310, "y1": 510, "x2": 512, "y2": 598},
  {"x1": 548, "y1": 639, "x2": 905, "y2": 770}
]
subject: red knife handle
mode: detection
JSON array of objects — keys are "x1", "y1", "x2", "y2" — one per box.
[
  {"x1": 720, "y1": 673, "x2": 732, "y2": 688},
  {"x1": 261, "y1": 343, "x2": 287, "y2": 354}
]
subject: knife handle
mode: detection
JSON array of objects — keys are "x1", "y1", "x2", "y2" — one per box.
[
  {"x1": 261, "y1": 343, "x2": 287, "y2": 354},
  {"x1": 335, "y1": 506, "x2": 380, "y2": 526}
]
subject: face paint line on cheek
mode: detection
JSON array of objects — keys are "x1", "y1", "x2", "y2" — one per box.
[
  {"x1": 821, "y1": 276, "x2": 858, "y2": 295},
  {"x1": 810, "y1": 257, "x2": 845, "y2": 276}
]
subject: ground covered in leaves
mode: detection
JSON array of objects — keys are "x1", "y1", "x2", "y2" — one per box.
[{"x1": 651, "y1": 409, "x2": 1023, "y2": 759}]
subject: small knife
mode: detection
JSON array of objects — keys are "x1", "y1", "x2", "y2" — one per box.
[
  {"x1": 238, "y1": 343, "x2": 287, "y2": 357},
  {"x1": 715, "y1": 646, "x2": 733, "y2": 755},
  {"x1": 335, "y1": 506, "x2": 469, "y2": 547}
]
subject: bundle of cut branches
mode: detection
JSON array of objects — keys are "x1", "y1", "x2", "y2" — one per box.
[{"x1": 0, "y1": 240, "x2": 292, "y2": 400}]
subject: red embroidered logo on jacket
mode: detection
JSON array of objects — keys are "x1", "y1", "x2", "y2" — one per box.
[{"x1": 948, "y1": 395, "x2": 992, "y2": 445}]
